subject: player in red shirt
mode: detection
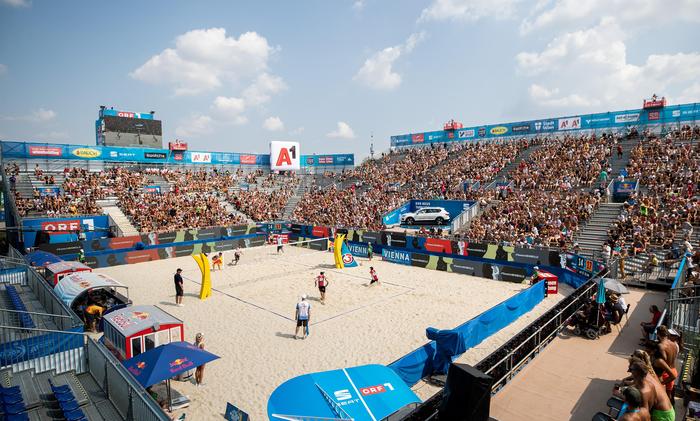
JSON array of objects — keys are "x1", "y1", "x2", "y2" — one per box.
[
  {"x1": 369, "y1": 267, "x2": 380, "y2": 287},
  {"x1": 315, "y1": 272, "x2": 329, "y2": 304}
]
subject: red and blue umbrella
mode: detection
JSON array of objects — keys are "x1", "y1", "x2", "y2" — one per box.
[
  {"x1": 123, "y1": 341, "x2": 220, "y2": 411},
  {"x1": 123, "y1": 341, "x2": 219, "y2": 388}
]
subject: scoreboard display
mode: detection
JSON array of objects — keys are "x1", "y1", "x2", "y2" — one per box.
[{"x1": 96, "y1": 108, "x2": 163, "y2": 149}]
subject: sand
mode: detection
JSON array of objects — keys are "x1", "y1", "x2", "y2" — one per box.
[{"x1": 96, "y1": 244, "x2": 566, "y2": 419}]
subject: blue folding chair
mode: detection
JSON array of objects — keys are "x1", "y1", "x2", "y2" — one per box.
[
  {"x1": 59, "y1": 399, "x2": 80, "y2": 412},
  {"x1": 0, "y1": 385, "x2": 22, "y2": 396},
  {"x1": 6, "y1": 413, "x2": 30, "y2": 421}
]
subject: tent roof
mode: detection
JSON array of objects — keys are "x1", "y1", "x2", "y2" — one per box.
[
  {"x1": 104, "y1": 305, "x2": 182, "y2": 338},
  {"x1": 54, "y1": 272, "x2": 126, "y2": 307},
  {"x1": 25, "y1": 250, "x2": 63, "y2": 267},
  {"x1": 267, "y1": 364, "x2": 420, "y2": 421},
  {"x1": 45, "y1": 261, "x2": 91, "y2": 274}
]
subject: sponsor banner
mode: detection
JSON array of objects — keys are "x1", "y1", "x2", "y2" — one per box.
[
  {"x1": 240, "y1": 154, "x2": 257, "y2": 165},
  {"x1": 37, "y1": 241, "x2": 83, "y2": 256},
  {"x1": 101, "y1": 109, "x2": 154, "y2": 120},
  {"x1": 144, "y1": 152, "x2": 167, "y2": 159},
  {"x1": 457, "y1": 129, "x2": 475, "y2": 139},
  {"x1": 29, "y1": 146, "x2": 62, "y2": 157},
  {"x1": 190, "y1": 152, "x2": 212, "y2": 164},
  {"x1": 23, "y1": 215, "x2": 109, "y2": 247},
  {"x1": 270, "y1": 141, "x2": 300, "y2": 170},
  {"x1": 490, "y1": 126, "x2": 508, "y2": 136},
  {"x1": 558, "y1": 116, "x2": 581, "y2": 130},
  {"x1": 478, "y1": 127, "x2": 486, "y2": 137},
  {"x1": 382, "y1": 248, "x2": 412, "y2": 265},
  {"x1": 0, "y1": 327, "x2": 83, "y2": 366},
  {"x1": 534, "y1": 120, "x2": 556, "y2": 131},
  {"x1": 347, "y1": 242, "x2": 369, "y2": 258},
  {"x1": 425, "y1": 133, "x2": 444, "y2": 142},
  {"x1": 300, "y1": 154, "x2": 355, "y2": 167},
  {"x1": 38, "y1": 187, "x2": 60, "y2": 197},
  {"x1": 648, "y1": 111, "x2": 660, "y2": 121},
  {"x1": 70, "y1": 147, "x2": 102, "y2": 159},
  {"x1": 143, "y1": 185, "x2": 161, "y2": 193},
  {"x1": 613, "y1": 180, "x2": 638, "y2": 195},
  {"x1": 614, "y1": 113, "x2": 640, "y2": 124},
  {"x1": 411, "y1": 133, "x2": 424, "y2": 144},
  {"x1": 511, "y1": 124, "x2": 531, "y2": 133}
]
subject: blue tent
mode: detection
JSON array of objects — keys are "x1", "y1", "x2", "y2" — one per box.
[
  {"x1": 24, "y1": 250, "x2": 62, "y2": 267},
  {"x1": 267, "y1": 364, "x2": 420, "y2": 420}
]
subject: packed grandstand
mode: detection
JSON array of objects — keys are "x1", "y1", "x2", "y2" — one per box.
[{"x1": 1, "y1": 100, "x2": 700, "y2": 421}]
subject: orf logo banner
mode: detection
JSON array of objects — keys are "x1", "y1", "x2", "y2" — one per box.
[{"x1": 270, "y1": 141, "x2": 300, "y2": 170}]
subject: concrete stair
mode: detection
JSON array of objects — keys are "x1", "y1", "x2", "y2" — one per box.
[
  {"x1": 281, "y1": 176, "x2": 312, "y2": 220},
  {"x1": 486, "y1": 143, "x2": 543, "y2": 189},
  {"x1": 145, "y1": 173, "x2": 171, "y2": 193},
  {"x1": 573, "y1": 202, "x2": 624, "y2": 258},
  {"x1": 97, "y1": 200, "x2": 140, "y2": 236},
  {"x1": 219, "y1": 197, "x2": 253, "y2": 223}
]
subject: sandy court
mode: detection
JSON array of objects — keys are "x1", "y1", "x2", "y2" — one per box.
[{"x1": 96, "y1": 243, "x2": 555, "y2": 419}]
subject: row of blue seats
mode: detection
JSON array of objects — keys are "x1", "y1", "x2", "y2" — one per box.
[
  {"x1": 5, "y1": 285, "x2": 35, "y2": 329},
  {"x1": 49, "y1": 379, "x2": 87, "y2": 421},
  {"x1": 0, "y1": 384, "x2": 30, "y2": 421}
]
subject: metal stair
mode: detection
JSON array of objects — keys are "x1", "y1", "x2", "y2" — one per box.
[{"x1": 573, "y1": 202, "x2": 624, "y2": 258}]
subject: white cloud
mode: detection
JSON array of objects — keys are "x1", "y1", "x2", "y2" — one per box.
[
  {"x1": 1, "y1": 108, "x2": 56, "y2": 122},
  {"x1": 0, "y1": 64, "x2": 7, "y2": 75},
  {"x1": 130, "y1": 28, "x2": 276, "y2": 96},
  {"x1": 210, "y1": 96, "x2": 247, "y2": 124},
  {"x1": 2, "y1": 0, "x2": 31, "y2": 7},
  {"x1": 354, "y1": 31, "x2": 426, "y2": 91},
  {"x1": 242, "y1": 73, "x2": 287, "y2": 106},
  {"x1": 263, "y1": 116, "x2": 285, "y2": 131},
  {"x1": 353, "y1": 0, "x2": 365, "y2": 10},
  {"x1": 517, "y1": 18, "x2": 700, "y2": 110},
  {"x1": 175, "y1": 114, "x2": 214, "y2": 138},
  {"x1": 520, "y1": 0, "x2": 700, "y2": 34},
  {"x1": 33, "y1": 108, "x2": 56, "y2": 122},
  {"x1": 327, "y1": 121, "x2": 355, "y2": 139},
  {"x1": 419, "y1": 0, "x2": 521, "y2": 22}
]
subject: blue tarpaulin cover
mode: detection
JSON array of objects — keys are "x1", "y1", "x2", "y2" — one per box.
[
  {"x1": 425, "y1": 327, "x2": 467, "y2": 375},
  {"x1": 267, "y1": 364, "x2": 420, "y2": 421},
  {"x1": 24, "y1": 250, "x2": 63, "y2": 267}
]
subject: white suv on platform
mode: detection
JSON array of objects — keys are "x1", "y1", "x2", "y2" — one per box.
[{"x1": 400, "y1": 207, "x2": 451, "y2": 225}]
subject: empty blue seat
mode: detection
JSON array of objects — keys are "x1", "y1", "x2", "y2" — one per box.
[
  {"x1": 6, "y1": 413, "x2": 30, "y2": 421},
  {"x1": 3, "y1": 401, "x2": 27, "y2": 415},
  {"x1": 63, "y1": 408, "x2": 86, "y2": 421},
  {"x1": 0, "y1": 385, "x2": 22, "y2": 396},
  {"x1": 2, "y1": 393, "x2": 23, "y2": 404},
  {"x1": 59, "y1": 399, "x2": 80, "y2": 412}
]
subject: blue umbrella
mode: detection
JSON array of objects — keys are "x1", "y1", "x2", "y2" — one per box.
[
  {"x1": 596, "y1": 278, "x2": 606, "y2": 304},
  {"x1": 123, "y1": 341, "x2": 220, "y2": 410}
]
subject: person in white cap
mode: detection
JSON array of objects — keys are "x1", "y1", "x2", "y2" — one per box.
[{"x1": 294, "y1": 294, "x2": 311, "y2": 340}]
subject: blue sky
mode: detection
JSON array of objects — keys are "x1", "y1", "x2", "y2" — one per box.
[{"x1": 1, "y1": 0, "x2": 699, "y2": 159}]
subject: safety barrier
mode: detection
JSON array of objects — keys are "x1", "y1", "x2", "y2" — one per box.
[
  {"x1": 388, "y1": 282, "x2": 547, "y2": 386},
  {"x1": 86, "y1": 338, "x2": 170, "y2": 421},
  {"x1": 450, "y1": 201, "x2": 480, "y2": 233}
]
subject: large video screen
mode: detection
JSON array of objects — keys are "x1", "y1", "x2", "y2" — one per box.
[{"x1": 103, "y1": 116, "x2": 162, "y2": 136}]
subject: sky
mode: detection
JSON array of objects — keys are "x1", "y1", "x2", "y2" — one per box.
[{"x1": 1, "y1": 0, "x2": 699, "y2": 159}]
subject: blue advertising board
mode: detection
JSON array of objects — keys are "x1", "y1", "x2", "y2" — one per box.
[
  {"x1": 0, "y1": 141, "x2": 355, "y2": 169},
  {"x1": 22, "y1": 215, "x2": 110, "y2": 247},
  {"x1": 613, "y1": 180, "x2": 638, "y2": 196},
  {"x1": 301, "y1": 154, "x2": 355, "y2": 167},
  {"x1": 382, "y1": 247, "x2": 413, "y2": 265},
  {"x1": 391, "y1": 102, "x2": 700, "y2": 147},
  {"x1": 0, "y1": 326, "x2": 83, "y2": 366},
  {"x1": 37, "y1": 187, "x2": 60, "y2": 197},
  {"x1": 381, "y1": 200, "x2": 476, "y2": 226},
  {"x1": 100, "y1": 109, "x2": 154, "y2": 120}
]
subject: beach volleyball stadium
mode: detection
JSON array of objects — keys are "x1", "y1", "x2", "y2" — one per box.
[{"x1": 1, "y1": 4, "x2": 700, "y2": 420}]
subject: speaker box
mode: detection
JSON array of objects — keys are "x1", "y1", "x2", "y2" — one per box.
[{"x1": 439, "y1": 363, "x2": 493, "y2": 421}]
